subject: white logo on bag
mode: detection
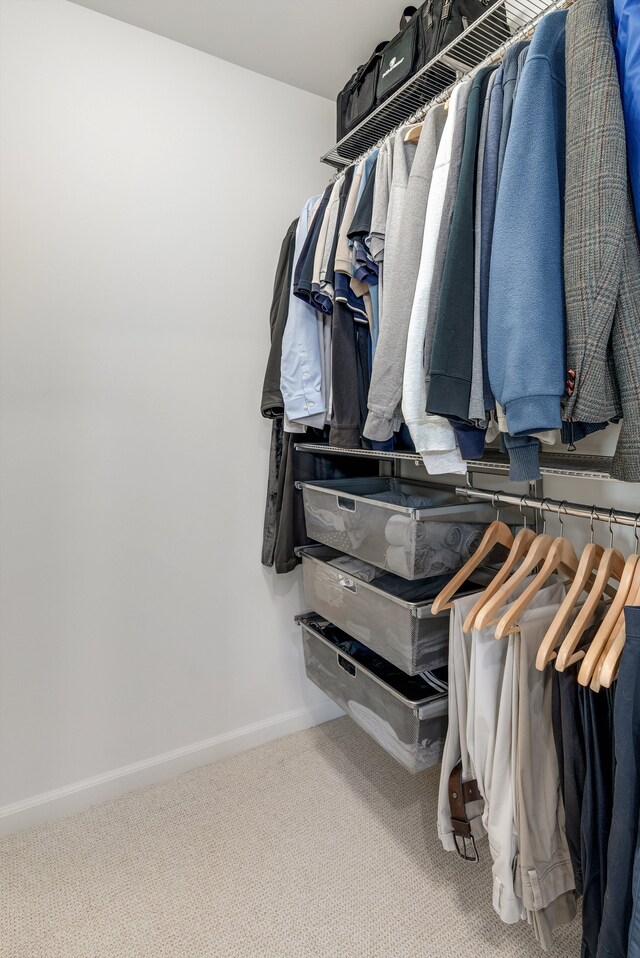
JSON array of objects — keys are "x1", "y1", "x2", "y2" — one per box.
[{"x1": 382, "y1": 55, "x2": 405, "y2": 78}]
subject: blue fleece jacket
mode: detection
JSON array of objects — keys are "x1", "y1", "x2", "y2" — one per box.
[{"x1": 487, "y1": 10, "x2": 568, "y2": 437}]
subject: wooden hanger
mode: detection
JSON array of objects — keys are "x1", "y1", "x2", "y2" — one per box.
[
  {"x1": 494, "y1": 533, "x2": 581, "y2": 639},
  {"x1": 404, "y1": 122, "x2": 423, "y2": 143},
  {"x1": 431, "y1": 496, "x2": 513, "y2": 615},
  {"x1": 496, "y1": 502, "x2": 622, "y2": 642},
  {"x1": 473, "y1": 533, "x2": 555, "y2": 630},
  {"x1": 463, "y1": 496, "x2": 536, "y2": 633},
  {"x1": 492, "y1": 502, "x2": 585, "y2": 640},
  {"x1": 577, "y1": 552, "x2": 640, "y2": 686},
  {"x1": 536, "y1": 509, "x2": 605, "y2": 670},
  {"x1": 589, "y1": 515, "x2": 640, "y2": 689},
  {"x1": 597, "y1": 561, "x2": 640, "y2": 688},
  {"x1": 555, "y1": 530, "x2": 624, "y2": 672}
]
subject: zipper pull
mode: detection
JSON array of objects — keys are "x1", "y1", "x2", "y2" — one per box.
[{"x1": 441, "y1": 0, "x2": 452, "y2": 20}]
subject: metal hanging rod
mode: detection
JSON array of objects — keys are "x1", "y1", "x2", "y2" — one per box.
[{"x1": 455, "y1": 487, "x2": 640, "y2": 528}]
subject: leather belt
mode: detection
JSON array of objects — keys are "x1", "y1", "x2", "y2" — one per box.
[{"x1": 448, "y1": 761, "x2": 482, "y2": 863}]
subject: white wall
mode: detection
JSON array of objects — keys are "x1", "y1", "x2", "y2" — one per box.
[{"x1": 0, "y1": 0, "x2": 340, "y2": 832}]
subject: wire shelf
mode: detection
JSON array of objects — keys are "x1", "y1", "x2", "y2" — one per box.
[
  {"x1": 323, "y1": 0, "x2": 560, "y2": 167},
  {"x1": 294, "y1": 444, "x2": 615, "y2": 482}
]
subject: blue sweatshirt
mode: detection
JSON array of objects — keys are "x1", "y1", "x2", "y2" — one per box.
[{"x1": 487, "y1": 10, "x2": 568, "y2": 437}]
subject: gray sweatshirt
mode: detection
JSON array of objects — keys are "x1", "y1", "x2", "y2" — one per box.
[{"x1": 363, "y1": 104, "x2": 447, "y2": 442}]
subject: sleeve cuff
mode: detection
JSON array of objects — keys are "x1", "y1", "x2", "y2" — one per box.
[
  {"x1": 282, "y1": 389, "x2": 325, "y2": 424},
  {"x1": 505, "y1": 395, "x2": 562, "y2": 436},
  {"x1": 407, "y1": 416, "x2": 458, "y2": 454},
  {"x1": 504, "y1": 436, "x2": 541, "y2": 482},
  {"x1": 329, "y1": 424, "x2": 361, "y2": 448},
  {"x1": 363, "y1": 409, "x2": 395, "y2": 443}
]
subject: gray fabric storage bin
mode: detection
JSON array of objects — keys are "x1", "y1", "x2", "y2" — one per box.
[
  {"x1": 300, "y1": 545, "x2": 486, "y2": 675},
  {"x1": 299, "y1": 477, "x2": 495, "y2": 580},
  {"x1": 299, "y1": 614, "x2": 448, "y2": 774}
]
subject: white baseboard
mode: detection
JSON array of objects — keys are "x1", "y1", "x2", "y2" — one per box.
[{"x1": 0, "y1": 700, "x2": 344, "y2": 837}]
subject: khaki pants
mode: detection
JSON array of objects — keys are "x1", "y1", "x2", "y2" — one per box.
[
  {"x1": 439, "y1": 581, "x2": 575, "y2": 941},
  {"x1": 514, "y1": 601, "x2": 577, "y2": 950}
]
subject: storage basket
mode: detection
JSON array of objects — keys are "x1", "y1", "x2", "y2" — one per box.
[
  {"x1": 299, "y1": 614, "x2": 448, "y2": 774},
  {"x1": 300, "y1": 545, "x2": 487, "y2": 674},
  {"x1": 299, "y1": 477, "x2": 495, "y2": 580}
]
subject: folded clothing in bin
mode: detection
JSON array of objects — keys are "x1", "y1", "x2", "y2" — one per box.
[
  {"x1": 301, "y1": 477, "x2": 491, "y2": 579},
  {"x1": 327, "y1": 555, "x2": 384, "y2": 583},
  {"x1": 385, "y1": 515, "x2": 484, "y2": 579},
  {"x1": 313, "y1": 619, "x2": 448, "y2": 699},
  {"x1": 304, "y1": 506, "x2": 371, "y2": 554},
  {"x1": 300, "y1": 612, "x2": 450, "y2": 772}
]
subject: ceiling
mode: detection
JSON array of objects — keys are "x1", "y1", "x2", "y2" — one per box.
[{"x1": 69, "y1": 0, "x2": 403, "y2": 99}]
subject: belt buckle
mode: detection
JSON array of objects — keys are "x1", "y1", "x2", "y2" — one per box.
[{"x1": 453, "y1": 832, "x2": 479, "y2": 863}]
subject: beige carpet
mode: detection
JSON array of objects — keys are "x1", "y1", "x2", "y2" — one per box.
[{"x1": 1, "y1": 717, "x2": 582, "y2": 958}]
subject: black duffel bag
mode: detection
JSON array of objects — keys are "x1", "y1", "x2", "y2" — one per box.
[
  {"x1": 336, "y1": 41, "x2": 389, "y2": 142},
  {"x1": 377, "y1": 0, "x2": 510, "y2": 104},
  {"x1": 376, "y1": 6, "x2": 429, "y2": 106},
  {"x1": 336, "y1": 1, "x2": 510, "y2": 141}
]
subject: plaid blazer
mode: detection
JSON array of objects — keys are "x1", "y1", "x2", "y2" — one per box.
[{"x1": 564, "y1": 0, "x2": 640, "y2": 481}]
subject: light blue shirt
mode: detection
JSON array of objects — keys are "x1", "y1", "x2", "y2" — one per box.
[{"x1": 280, "y1": 195, "x2": 326, "y2": 427}]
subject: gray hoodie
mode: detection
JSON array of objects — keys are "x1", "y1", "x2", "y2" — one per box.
[{"x1": 363, "y1": 104, "x2": 447, "y2": 442}]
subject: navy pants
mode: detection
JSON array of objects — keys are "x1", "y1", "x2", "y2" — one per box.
[
  {"x1": 597, "y1": 606, "x2": 640, "y2": 958},
  {"x1": 580, "y1": 683, "x2": 615, "y2": 958}
]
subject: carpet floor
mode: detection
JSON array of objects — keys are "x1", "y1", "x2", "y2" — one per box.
[{"x1": 1, "y1": 716, "x2": 582, "y2": 958}]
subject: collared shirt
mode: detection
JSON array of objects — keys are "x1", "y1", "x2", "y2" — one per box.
[{"x1": 280, "y1": 195, "x2": 326, "y2": 429}]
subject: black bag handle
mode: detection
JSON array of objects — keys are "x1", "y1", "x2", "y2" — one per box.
[
  {"x1": 347, "y1": 41, "x2": 388, "y2": 87},
  {"x1": 400, "y1": 5, "x2": 418, "y2": 28}
]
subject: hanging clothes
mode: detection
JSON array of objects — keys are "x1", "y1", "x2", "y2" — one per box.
[
  {"x1": 438, "y1": 579, "x2": 577, "y2": 948},
  {"x1": 402, "y1": 81, "x2": 471, "y2": 477},
  {"x1": 266, "y1": 0, "x2": 640, "y2": 488},
  {"x1": 563, "y1": 0, "x2": 624, "y2": 431},
  {"x1": 426, "y1": 65, "x2": 496, "y2": 427},
  {"x1": 487, "y1": 12, "x2": 568, "y2": 477},
  {"x1": 597, "y1": 605, "x2": 640, "y2": 958},
  {"x1": 364, "y1": 104, "x2": 446, "y2": 444}
]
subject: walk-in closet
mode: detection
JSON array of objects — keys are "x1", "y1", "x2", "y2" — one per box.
[{"x1": 2, "y1": 0, "x2": 640, "y2": 956}]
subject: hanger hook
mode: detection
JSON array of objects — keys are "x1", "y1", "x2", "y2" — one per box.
[
  {"x1": 589, "y1": 505, "x2": 596, "y2": 544},
  {"x1": 491, "y1": 492, "x2": 501, "y2": 525},
  {"x1": 634, "y1": 513, "x2": 640, "y2": 555},
  {"x1": 556, "y1": 500, "x2": 568, "y2": 534},
  {"x1": 540, "y1": 497, "x2": 550, "y2": 536},
  {"x1": 519, "y1": 494, "x2": 528, "y2": 530},
  {"x1": 608, "y1": 508, "x2": 615, "y2": 549}
]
